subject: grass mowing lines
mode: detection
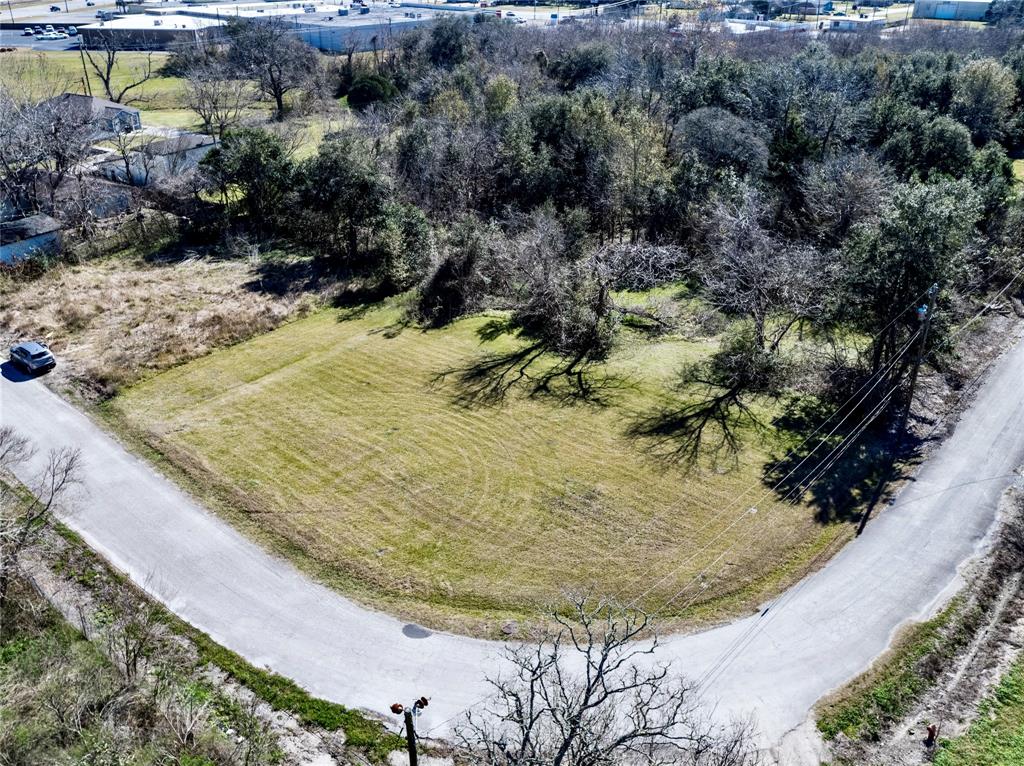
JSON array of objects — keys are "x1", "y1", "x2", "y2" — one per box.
[{"x1": 114, "y1": 303, "x2": 839, "y2": 634}]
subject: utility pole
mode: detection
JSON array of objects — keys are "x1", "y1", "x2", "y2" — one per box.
[
  {"x1": 857, "y1": 282, "x2": 939, "y2": 536},
  {"x1": 404, "y1": 709, "x2": 418, "y2": 766},
  {"x1": 390, "y1": 696, "x2": 429, "y2": 766},
  {"x1": 898, "y1": 282, "x2": 939, "y2": 435},
  {"x1": 79, "y1": 37, "x2": 93, "y2": 96}
]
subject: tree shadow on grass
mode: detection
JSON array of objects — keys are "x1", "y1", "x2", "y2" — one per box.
[
  {"x1": 625, "y1": 386, "x2": 765, "y2": 471},
  {"x1": 762, "y1": 394, "x2": 925, "y2": 525},
  {"x1": 434, "y1": 321, "x2": 629, "y2": 408},
  {"x1": 242, "y1": 255, "x2": 336, "y2": 297}
]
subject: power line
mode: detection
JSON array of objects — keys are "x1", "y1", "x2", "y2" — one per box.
[
  {"x1": 685, "y1": 264, "x2": 1024, "y2": 694},
  {"x1": 627, "y1": 326, "x2": 926, "y2": 615}
]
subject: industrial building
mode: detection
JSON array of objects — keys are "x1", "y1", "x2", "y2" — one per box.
[
  {"x1": 79, "y1": 14, "x2": 223, "y2": 49},
  {"x1": 912, "y1": 0, "x2": 992, "y2": 20},
  {"x1": 76, "y1": 0, "x2": 454, "y2": 51}
]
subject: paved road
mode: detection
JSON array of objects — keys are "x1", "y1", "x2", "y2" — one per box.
[{"x1": 3, "y1": 333, "x2": 1024, "y2": 761}]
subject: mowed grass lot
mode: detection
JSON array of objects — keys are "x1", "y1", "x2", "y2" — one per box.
[{"x1": 112, "y1": 302, "x2": 846, "y2": 634}]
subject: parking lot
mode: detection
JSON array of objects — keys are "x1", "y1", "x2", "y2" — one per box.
[{"x1": 0, "y1": 27, "x2": 81, "y2": 49}]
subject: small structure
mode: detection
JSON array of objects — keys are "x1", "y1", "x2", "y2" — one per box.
[
  {"x1": 770, "y1": 0, "x2": 833, "y2": 14},
  {"x1": 913, "y1": 0, "x2": 992, "y2": 19},
  {"x1": 0, "y1": 215, "x2": 62, "y2": 264},
  {"x1": 95, "y1": 133, "x2": 218, "y2": 186},
  {"x1": 42, "y1": 93, "x2": 142, "y2": 135},
  {"x1": 819, "y1": 14, "x2": 886, "y2": 29}
]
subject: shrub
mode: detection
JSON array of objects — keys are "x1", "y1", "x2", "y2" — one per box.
[{"x1": 346, "y1": 73, "x2": 398, "y2": 111}]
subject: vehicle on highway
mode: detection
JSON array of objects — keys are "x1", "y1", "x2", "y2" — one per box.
[
  {"x1": 86, "y1": 1, "x2": 94, "y2": 5},
  {"x1": 50, "y1": 5, "x2": 61, "y2": 11},
  {"x1": 9, "y1": 342, "x2": 56, "y2": 375}
]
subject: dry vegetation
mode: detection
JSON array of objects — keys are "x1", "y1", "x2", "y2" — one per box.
[{"x1": 0, "y1": 248, "x2": 322, "y2": 398}]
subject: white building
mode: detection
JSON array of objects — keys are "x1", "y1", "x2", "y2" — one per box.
[{"x1": 913, "y1": 0, "x2": 992, "y2": 20}]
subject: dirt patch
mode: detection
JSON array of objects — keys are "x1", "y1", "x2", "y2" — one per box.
[{"x1": 0, "y1": 248, "x2": 326, "y2": 399}]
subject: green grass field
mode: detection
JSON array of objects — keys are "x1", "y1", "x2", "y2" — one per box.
[
  {"x1": 1, "y1": 50, "x2": 346, "y2": 155},
  {"x1": 112, "y1": 300, "x2": 847, "y2": 634},
  {"x1": 935, "y1": 656, "x2": 1024, "y2": 765},
  {"x1": 0, "y1": 49, "x2": 194, "y2": 128}
]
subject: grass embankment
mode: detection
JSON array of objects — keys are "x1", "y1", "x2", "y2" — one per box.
[
  {"x1": 110, "y1": 299, "x2": 848, "y2": 634},
  {"x1": 52, "y1": 525, "x2": 403, "y2": 761},
  {"x1": 816, "y1": 600, "x2": 962, "y2": 741},
  {"x1": 935, "y1": 656, "x2": 1024, "y2": 765},
  {"x1": 817, "y1": 508, "x2": 1022, "y2": 744}
]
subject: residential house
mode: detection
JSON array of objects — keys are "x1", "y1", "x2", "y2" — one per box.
[
  {"x1": 95, "y1": 133, "x2": 218, "y2": 186},
  {"x1": 41, "y1": 93, "x2": 142, "y2": 136}
]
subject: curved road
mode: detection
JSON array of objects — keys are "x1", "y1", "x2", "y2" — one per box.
[{"x1": 3, "y1": 335, "x2": 1024, "y2": 760}]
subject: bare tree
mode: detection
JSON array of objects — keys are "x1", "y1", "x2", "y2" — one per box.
[
  {"x1": 0, "y1": 428, "x2": 81, "y2": 624},
  {"x1": 100, "y1": 579, "x2": 165, "y2": 685},
  {"x1": 799, "y1": 152, "x2": 889, "y2": 245},
  {"x1": 184, "y1": 63, "x2": 256, "y2": 139},
  {"x1": 109, "y1": 129, "x2": 160, "y2": 187},
  {"x1": 227, "y1": 18, "x2": 319, "y2": 121},
  {"x1": 457, "y1": 594, "x2": 758, "y2": 766},
  {"x1": 82, "y1": 32, "x2": 155, "y2": 105},
  {"x1": 0, "y1": 88, "x2": 96, "y2": 211},
  {"x1": 700, "y1": 189, "x2": 827, "y2": 354},
  {"x1": 154, "y1": 674, "x2": 212, "y2": 755}
]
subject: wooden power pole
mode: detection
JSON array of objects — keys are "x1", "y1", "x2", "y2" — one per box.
[
  {"x1": 391, "y1": 697, "x2": 429, "y2": 766},
  {"x1": 898, "y1": 282, "x2": 939, "y2": 435},
  {"x1": 403, "y1": 709, "x2": 418, "y2": 766}
]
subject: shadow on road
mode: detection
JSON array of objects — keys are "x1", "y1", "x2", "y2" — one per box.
[
  {"x1": 0, "y1": 361, "x2": 37, "y2": 383},
  {"x1": 762, "y1": 394, "x2": 924, "y2": 525}
]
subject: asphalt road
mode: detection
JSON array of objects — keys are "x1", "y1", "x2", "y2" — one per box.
[{"x1": 3, "y1": 331, "x2": 1024, "y2": 762}]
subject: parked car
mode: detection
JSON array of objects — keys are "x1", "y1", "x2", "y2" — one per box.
[
  {"x1": 57, "y1": 26, "x2": 66, "y2": 32},
  {"x1": 22, "y1": 27, "x2": 35, "y2": 35},
  {"x1": 67, "y1": 25, "x2": 77, "y2": 34},
  {"x1": 9, "y1": 342, "x2": 56, "y2": 374},
  {"x1": 44, "y1": 23, "x2": 54, "y2": 30}
]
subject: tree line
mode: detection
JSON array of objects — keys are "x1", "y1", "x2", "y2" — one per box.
[{"x1": 181, "y1": 19, "x2": 1024, "y2": 455}]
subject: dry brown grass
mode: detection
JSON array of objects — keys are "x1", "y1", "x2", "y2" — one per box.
[{"x1": 1, "y1": 252, "x2": 320, "y2": 398}]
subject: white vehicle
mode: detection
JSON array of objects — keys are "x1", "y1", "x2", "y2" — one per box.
[{"x1": 37, "y1": 31, "x2": 67, "y2": 40}]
